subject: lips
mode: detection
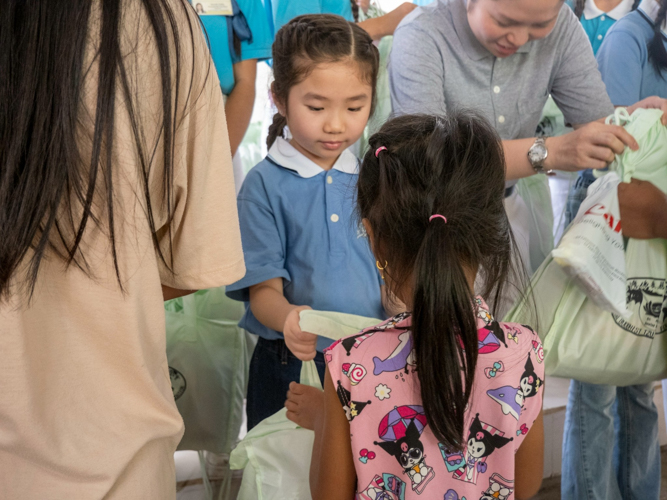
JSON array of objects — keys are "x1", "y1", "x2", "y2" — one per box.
[
  {"x1": 496, "y1": 42, "x2": 518, "y2": 56},
  {"x1": 320, "y1": 141, "x2": 344, "y2": 151}
]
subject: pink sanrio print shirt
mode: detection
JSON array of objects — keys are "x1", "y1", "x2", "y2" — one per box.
[{"x1": 324, "y1": 297, "x2": 544, "y2": 500}]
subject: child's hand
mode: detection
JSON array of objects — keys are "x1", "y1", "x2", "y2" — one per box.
[{"x1": 284, "y1": 305, "x2": 318, "y2": 361}]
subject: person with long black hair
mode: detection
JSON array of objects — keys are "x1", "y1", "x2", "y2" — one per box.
[
  {"x1": 305, "y1": 113, "x2": 545, "y2": 499},
  {"x1": 0, "y1": 1, "x2": 245, "y2": 497}
]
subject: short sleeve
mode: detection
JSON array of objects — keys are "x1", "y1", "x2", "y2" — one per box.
[
  {"x1": 156, "y1": 9, "x2": 245, "y2": 290},
  {"x1": 596, "y1": 28, "x2": 644, "y2": 106},
  {"x1": 512, "y1": 325, "x2": 545, "y2": 451},
  {"x1": 239, "y1": 0, "x2": 274, "y2": 61},
  {"x1": 324, "y1": 336, "x2": 353, "y2": 414},
  {"x1": 549, "y1": 8, "x2": 614, "y2": 125},
  {"x1": 225, "y1": 168, "x2": 290, "y2": 301},
  {"x1": 321, "y1": 0, "x2": 354, "y2": 20},
  {"x1": 389, "y1": 22, "x2": 448, "y2": 117}
]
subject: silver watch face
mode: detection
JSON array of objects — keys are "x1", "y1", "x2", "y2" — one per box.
[{"x1": 528, "y1": 141, "x2": 547, "y2": 165}]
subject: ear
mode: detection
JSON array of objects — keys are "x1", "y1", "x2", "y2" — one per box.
[
  {"x1": 405, "y1": 420, "x2": 420, "y2": 443},
  {"x1": 524, "y1": 354, "x2": 534, "y2": 373},
  {"x1": 374, "y1": 440, "x2": 400, "y2": 458},
  {"x1": 491, "y1": 435, "x2": 513, "y2": 450},
  {"x1": 468, "y1": 413, "x2": 482, "y2": 438},
  {"x1": 270, "y1": 82, "x2": 287, "y2": 117}
]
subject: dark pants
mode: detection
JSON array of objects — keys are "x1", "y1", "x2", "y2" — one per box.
[{"x1": 246, "y1": 337, "x2": 326, "y2": 430}]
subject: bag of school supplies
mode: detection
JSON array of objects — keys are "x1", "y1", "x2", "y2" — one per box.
[
  {"x1": 230, "y1": 310, "x2": 380, "y2": 500},
  {"x1": 504, "y1": 108, "x2": 667, "y2": 386}
]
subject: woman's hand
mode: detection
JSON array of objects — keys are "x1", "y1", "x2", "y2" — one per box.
[
  {"x1": 544, "y1": 122, "x2": 638, "y2": 172},
  {"x1": 618, "y1": 178, "x2": 667, "y2": 240},
  {"x1": 283, "y1": 305, "x2": 318, "y2": 361},
  {"x1": 627, "y1": 96, "x2": 667, "y2": 125}
]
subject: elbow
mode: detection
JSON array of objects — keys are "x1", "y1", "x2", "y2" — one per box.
[{"x1": 515, "y1": 478, "x2": 543, "y2": 500}]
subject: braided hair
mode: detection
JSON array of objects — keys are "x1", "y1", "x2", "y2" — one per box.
[
  {"x1": 266, "y1": 14, "x2": 379, "y2": 148},
  {"x1": 647, "y1": 0, "x2": 667, "y2": 74}
]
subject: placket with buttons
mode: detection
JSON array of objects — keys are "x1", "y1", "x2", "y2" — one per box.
[{"x1": 325, "y1": 171, "x2": 345, "y2": 256}]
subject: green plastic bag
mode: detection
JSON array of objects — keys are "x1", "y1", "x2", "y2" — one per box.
[
  {"x1": 166, "y1": 288, "x2": 256, "y2": 454},
  {"x1": 229, "y1": 311, "x2": 380, "y2": 500},
  {"x1": 505, "y1": 108, "x2": 667, "y2": 386}
]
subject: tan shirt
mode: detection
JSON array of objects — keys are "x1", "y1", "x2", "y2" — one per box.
[{"x1": 0, "y1": 2, "x2": 245, "y2": 498}]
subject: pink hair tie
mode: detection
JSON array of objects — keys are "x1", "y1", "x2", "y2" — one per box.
[
  {"x1": 429, "y1": 214, "x2": 448, "y2": 223},
  {"x1": 375, "y1": 146, "x2": 387, "y2": 158}
]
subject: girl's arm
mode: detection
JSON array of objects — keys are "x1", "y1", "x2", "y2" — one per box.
[
  {"x1": 310, "y1": 367, "x2": 357, "y2": 499},
  {"x1": 162, "y1": 285, "x2": 196, "y2": 301},
  {"x1": 224, "y1": 58, "x2": 257, "y2": 156},
  {"x1": 249, "y1": 278, "x2": 318, "y2": 360},
  {"x1": 357, "y1": 2, "x2": 416, "y2": 40},
  {"x1": 514, "y1": 408, "x2": 544, "y2": 500}
]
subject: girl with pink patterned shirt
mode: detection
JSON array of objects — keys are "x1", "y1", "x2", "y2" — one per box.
[{"x1": 305, "y1": 113, "x2": 545, "y2": 499}]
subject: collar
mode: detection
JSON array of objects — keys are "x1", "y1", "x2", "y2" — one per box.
[
  {"x1": 583, "y1": 0, "x2": 634, "y2": 20},
  {"x1": 639, "y1": 0, "x2": 667, "y2": 34},
  {"x1": 454, "y1": 0, "x2": 533, "y2": 61},
  {"x1": 267, "y1": 137, "x2": 358, "y2": 178}
]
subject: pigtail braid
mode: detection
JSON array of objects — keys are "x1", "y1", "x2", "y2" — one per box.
[
  {"x1": 648, "y1": 0, "x2": 667, "y2": 75},
  {"x1": 266, "y1": 113, "x2": 287, "y2": 149}
]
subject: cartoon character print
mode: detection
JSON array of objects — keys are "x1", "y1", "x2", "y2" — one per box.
[
  {"x1": 476, "y1": 305, "x2": 508, "y2": 354},
  {"x1": 444, "y1": 489, "x2": 467, "y2": 500},
  {"x1": 336, "y1": 380, "x2": 371, "y2": 421},
  {"x1": 486, "y1": 354, "x2": 543, "y2": 420},
  {"x1": 452, "y1": 414, "x2": 513, "y2": 485},
  {"x1": 374, "y1": 420, "x2": 436, "y2": 494},
  {"x1": 373, "y1": 331, "x2": 416, "y2": 376},
  {"x1": 480, "y1": 473, "x2": 514, "y2": 500},
  {"x1": 358, "y1": 473, "x2": 407, "y2": 500}
]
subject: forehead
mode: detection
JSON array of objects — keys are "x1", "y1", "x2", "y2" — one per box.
[
  {"x1": 291, "y1": 61, "x2": 372, "y2": 99},
  {"x1": 480, "y1": 0, "x2": 562, "y2": 24}
]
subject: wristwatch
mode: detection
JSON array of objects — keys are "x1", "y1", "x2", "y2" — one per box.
[{"x1": 528, "y1": 137, "x2": 555, "y2": 175}]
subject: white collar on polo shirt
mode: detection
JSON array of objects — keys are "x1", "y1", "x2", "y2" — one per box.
[
  {"x1": 267, "y1": 136, "x2": 359, "y2": 178},
  {"x1": 639, "y1": 0, "x2": 667, "y2": 34},
  {"x1": 583, "y1": 0, "x2": 635, "y2": 20}
]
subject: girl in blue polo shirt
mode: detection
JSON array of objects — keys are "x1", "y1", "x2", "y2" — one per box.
[
  {"x1": 569, "y1": 0, "x2": 639, "y2": 54},
  {"x1": 226, "y1": 14, "x2": 383, "y2": 429}
]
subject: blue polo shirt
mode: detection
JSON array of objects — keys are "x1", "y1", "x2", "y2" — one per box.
[
  {"x1": 271, "y1": 0, "x2": 354, "y2": 35},
  {"x1": 574, "y1": 0, "x2": 635, "y2": 54},
  {"x1": 198, "y1": 0, "x2": 272, "y2": 95},
  {"x1": 597, "y1": 6, "x2": 667, "y2": 104},
  {"x1": 226, "y1": 138, "x2": 385, "y2": 351}
]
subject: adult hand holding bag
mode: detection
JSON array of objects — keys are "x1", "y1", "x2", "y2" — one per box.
[
  {"x1": 505, "y1": 108, "x2": 667, "y2": 386},
  {"x1": 229, "y1": 311, "x2": 380, "y2": 500}
]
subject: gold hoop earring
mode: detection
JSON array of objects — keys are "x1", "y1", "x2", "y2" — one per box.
[{"x1": 376, "y1": 260, "x2": 388, "y2": 280}]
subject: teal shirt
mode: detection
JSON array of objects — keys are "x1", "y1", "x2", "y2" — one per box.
[
  {"x1": 272, "y1": 0, "x2": 354, "y2": 35},
  {"x1": 199, "y1": 0, "x2": 273, "y2": 95},
  {"x1": 566, "y1": 0, "x2": 635, "y2": 54}
]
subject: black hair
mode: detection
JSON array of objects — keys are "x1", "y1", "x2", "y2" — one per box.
[
  {"x1": 0, "y1": 0, "x2": 201, "y2": 301},
  {"x1": 357, "y1": 113, "x2": 526, "y2": 451},
  {"x1": 573, "y1": 0, "x2": 640, "y2": 19},
  {"x1": 647, "y1": 0, "x2": 667, "y2": 74},
  {"x1": 266, "y1": 14, "x2": 379, "y2": 148}
]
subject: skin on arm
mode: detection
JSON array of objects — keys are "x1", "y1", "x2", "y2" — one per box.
[
  {"x1": 514, "y1": 408, "x2": 544, "y2": 500},
  {"x1": 619, "y1": 178, "x2": 667, "y2": 240},
  {"x1": 224, "y1": 58, "x2": 257, "y2": 156},
  {"x1": 357, "y1": 2, "x2": 417, "y2": 40},
  {"x1": 249, "y1": 277, "x2": 318, "y2": 360},
  {"x1": 310, "y1": 367, "x2": 357, "y2": 500}
]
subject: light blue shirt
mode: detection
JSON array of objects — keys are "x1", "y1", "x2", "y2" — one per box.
[
  {"x1": 271, "y1": 0, "x2": 354, "y2": 35},
  {"x1": 199, "y1": 0, "x2": 272, "y2": 95},
  {"x1": 597, "y1": 5, "x2": 667, "y2": 104},
  {"x1": 226, "y1": 138, "x2": 385, "y2": 351}
]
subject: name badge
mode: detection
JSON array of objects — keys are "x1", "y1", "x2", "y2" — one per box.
[{"x1": 194, "y1": 1, "x2": 233, "y2": 16}]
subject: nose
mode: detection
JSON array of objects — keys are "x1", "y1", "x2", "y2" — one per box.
[
  {"x1": 323, "y1": 110, "x2": 345, "y2": 134},
  {"x1": 506, "y1": 27, "x2": 529, "y2": 47}
]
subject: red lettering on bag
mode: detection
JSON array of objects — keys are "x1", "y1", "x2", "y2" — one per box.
[{"x1": 585, "y1": 203, "x2": 622, "y2": 233}]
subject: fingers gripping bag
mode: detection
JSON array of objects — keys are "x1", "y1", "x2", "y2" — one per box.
[
  {"x1": 229, "y1": 311, "x2": 380, "y2": 500},
  {"x1": 505, "y1": 108, "x2": 667, "y2": 386}
]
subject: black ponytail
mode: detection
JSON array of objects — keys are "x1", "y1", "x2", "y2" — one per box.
[
  {"x1": 648, "y1": 0, "x2": 667, "y2": 75},
  {"x1": 574, "y1": 0, "x2": 586, "y2": 19},
  {"x1": 358, "y1": 113, "x2": 524, "y2": 450},
  {"x1": 267, "y1": 112, "x2": 287, "y2": 148}
]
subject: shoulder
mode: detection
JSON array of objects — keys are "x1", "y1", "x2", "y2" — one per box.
[
  {"x1": 606, "y1": 11, "x2": 654, "y2": 41},
  {"x1": 394, "y1": 0, "x2": 452, "y2": 39},
  {"x1": 237, "y1": 158, "x2": 285, "y2": 203},
  {"x1": 542, "y1": 3, "x2": 586, "y2": 45}
]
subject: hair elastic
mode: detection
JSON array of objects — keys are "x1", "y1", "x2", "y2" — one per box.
[
  {"x1": 375, "y1": 146, "x2": 387, "y2": 158},
  {"x1": 429, "y1": 214, "x2": 448, "y2": 223}
]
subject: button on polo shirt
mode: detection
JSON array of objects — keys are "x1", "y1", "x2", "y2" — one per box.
[
  {"x1": 389, "y1": 0, "x2": 614, "y2": 141},
  {"x1": 227, "y1": 137, "x2": 385, "y2": 352},
  {"x1": 578, "y1": 0, "x2": 635, "y2": 54}
]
